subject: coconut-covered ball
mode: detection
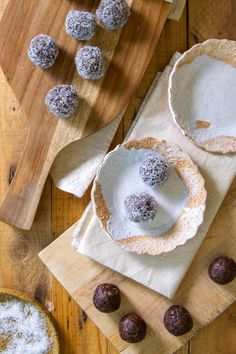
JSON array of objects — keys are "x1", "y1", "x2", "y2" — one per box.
[
  {"x1": 65, "y1": 10, "x2": 96, "y2": 41},
  {"x1": 45, "y1": 85, "x2": 79, "y2": 118},
  {"x1": 124, "y1": 193, "x2": 158, "y2": 223},
  {"x1": 28, "y1": 34, "x2": 59, "y2": 69},
  {"x1": 139, "y1": 154, "x2": 169, "y2": 187},
  {"x1": 96, "y1": 0, "x2": 130, "y2": 30},
  {"x1": 208, "y1": 256, "x2": 236, "y2": 284},
  {"x1": 75, "y1": 46, "x2": 105, "y2": 80}
]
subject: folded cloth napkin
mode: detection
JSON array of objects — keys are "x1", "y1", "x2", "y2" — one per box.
[{"x1": 72, "y1": 53, "x2": 236, "y2": 299}]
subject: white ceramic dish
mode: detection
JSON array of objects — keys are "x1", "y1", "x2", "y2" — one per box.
[
  {"x1": 169, "y1": 39, "x2": 236, "y2": 153},
  {"x1": 92, "y1": 137, "x2": 207, "y2": 255}
]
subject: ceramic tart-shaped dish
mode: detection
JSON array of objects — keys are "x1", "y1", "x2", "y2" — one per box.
[
  {"x1": 92, "y1": 137, "x2": 207, "y2": 255},
  {"x1": 169, "y1": 39, "x2": 236, "y2": 154},
  {"x1": 0, "y1": 287, "x2": 60, "y2": 353}
]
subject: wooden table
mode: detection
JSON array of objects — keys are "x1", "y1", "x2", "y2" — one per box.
[{"x1": 0, "y1": 1, "x2": 235, "y2": 353}]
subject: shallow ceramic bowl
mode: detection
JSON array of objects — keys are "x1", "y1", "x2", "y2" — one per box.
[
  {"x1": 0, "y1": 287, "x2": 60, "y2": 353},
  {"x1": 92, "y1": 137, "x2": 207, "y2": 255},
  {"x1": 169, "y1": 39, "x2": 236, "y2": 153}
]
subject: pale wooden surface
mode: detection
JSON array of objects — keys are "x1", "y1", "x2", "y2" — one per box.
[
  {"x1": 0, "y1": 1, "x2": 236, "y2": 354},
  {"x1": 0, "y1": 0, "x2": 170, "y2": 230}
]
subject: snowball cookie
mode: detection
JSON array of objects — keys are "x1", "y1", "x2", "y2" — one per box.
[
  {"x1": 93, "y1": 283, "x2": 121, "y2": 313},
  {"x1": 139, "y1": 154, "x2": 169, "y2": 187},
  {"x1": 27, "y1": 34, "x2": 59, "y2": 69},
  {"x1": 45, "y1": 85, "x2": 79, "y2": 118},
  {"x1": 124, "y1": 192, "x2": 158, "y2": 223},
  {"x1": 96, "y1": 0, "x2": 130, "y2": 30},
  {"x1": 75, "y1": 46, "x2": 105, "y2": 80},
  {"x1": 164, "y1": 305, "x2": 193, "y2": 337},
  {"x1": 119, "y1": 313, "x2": 147, "y2": 343},
  {"x1": 208, "y1": 256, "x2": 236, "y2": 284},
  {"x1": 65, "y1": 10, "x2": 96, "y2": 41}
]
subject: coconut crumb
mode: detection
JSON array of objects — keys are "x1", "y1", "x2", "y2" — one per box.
[{"x1": 0, "y1": 299, "x2": 53, "y2": 354}]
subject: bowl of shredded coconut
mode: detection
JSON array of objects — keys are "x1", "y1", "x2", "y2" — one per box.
[{"x1": 0, "y1": 288, "x2": 59, "y2": 354}]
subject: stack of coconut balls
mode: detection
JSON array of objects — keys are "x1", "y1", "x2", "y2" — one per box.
[{"x1": 27, "y1": 0, "x2": 131, "y2": 118}]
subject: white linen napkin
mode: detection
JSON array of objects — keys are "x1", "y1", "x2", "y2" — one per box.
[{"x1": 72, "y1": 53, "x2": 236, "y2": 298}]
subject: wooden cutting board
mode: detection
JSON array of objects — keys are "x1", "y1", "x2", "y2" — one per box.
[
  {"x1": 39, "y1": 180, "x2": 236, "y2": 354},
  {"x1": 0, "y1": 0, "x2": 170, "y2": 230}
]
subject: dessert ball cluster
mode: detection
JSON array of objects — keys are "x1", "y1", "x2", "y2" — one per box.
[
  {"x1": 124, "y1": 193, "x2": 158, "y2": 223},
  {"x1": 27, "y1": 1, "x2": 131, "y2": 118},
  {"x1": 75, "y1": 46, "x2": 105, "y2": 80},
  {"x1": 45, "y1": 85, "x2": 79, "y2": 118},
  {"x1": 28, "y1": 34, "x2": 59, "y2": 69},
  {"x1": 65, "y1": 11, "x2": 96, "y2": 41},
  {"x1": 123, "y1": 153, "x2": 170, "y2": 223},
  {"x1": 139, "y1": 154, "x2": 169, "y2": 187},
  {"x1": 96, "y1": 0, "x2": 131, "y2": 30}
]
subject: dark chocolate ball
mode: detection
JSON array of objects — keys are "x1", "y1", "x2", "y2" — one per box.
[
  {"x1": 164, "y1": 305, "x2": 193, "y2": 337},
  {"x1": 96, "y1": 0, "x2": 130, "y2": 30},
  {"x1": 65, "y1": 10, "x2": 96, "y2": 41},
  {"x1": 75, "y1": 46, "x2": 105, "y2": 80},
  {"x1": 27, "y1": 34, "x2": 59, "y2": 69},
  {"x1": 45, "y1": 84, "x2": 79, "y2": 118},
  {"x1": 93, "y1": 283, "x2": 121, "y2": 313},
  {"x1": 139, "y1": 154, "x2": 169, "y2": 187},
  {"x1": 208, "y1": 256, "x2": 236, "y2": 284},
  {"x1": 124, "y1": 192, "x2": 158, "y2": 223},
  {"x1": 119, "y1": 313, "x2": 147, "y2": 343}
]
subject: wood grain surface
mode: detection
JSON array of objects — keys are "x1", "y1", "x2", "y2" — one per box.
[
  {"x1": 0, "y1": 0, "x2": 170, "y2": 230},
  {"x1": 0, "y1": 1, "x2": 236, "y2": 354}
]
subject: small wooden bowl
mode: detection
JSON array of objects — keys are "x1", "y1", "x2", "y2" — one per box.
[
  {"x1": 0, "y1": 287, "x2": 60, "y2": 354},
  {"x1": 92, "y1": 137, "x2": 207, "y2": 255}
]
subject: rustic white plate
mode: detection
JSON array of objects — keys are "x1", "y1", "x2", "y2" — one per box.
[
  {"x1": 169, "y1": 39, "x2": 236, "y2": 153},
  {"x1": 92, "y1": 137, "x2": 207, "y2": 255}
]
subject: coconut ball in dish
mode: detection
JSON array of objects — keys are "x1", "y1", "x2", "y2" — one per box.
[
  {"x1": 45, "y1": 84, "x2": 79, "y2": 118},
  {"x1": 96, "y1": 0, "x2": 130, "y2": 30},
  {"x1": 27, "y1": 34, "x2": 59, "y2": 69},
  {"x1": 65, "y1": 10, "x2": 96, "y2": 41},
  {"x1": 139, "y1": 154, "x2": 169, "y2": 187},
  {"x1": 119, "y1": 313, "x2": 147, "y2": 343},
  {"x1": 124, "y1": 192, "x2": 158, "y2": 223},
  {"x1": 75, "y1": 46, "x2": 105, "y2": 80}
]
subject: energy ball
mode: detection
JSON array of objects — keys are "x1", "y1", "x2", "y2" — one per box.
[
  {"x1": 45, "y1": 85, "x2": 79, "y2": 118},
  {"x1": 124, "y1": 192, "x2": 158, "y2": 223},
  {"x1": 164, "y1": 305, "x2": 193, "y2": 337},
  {"x1": 65, "y1": 10, "x2": 96, "y2": 41},
  {"x1": 75, "y1": 46, "x2": 105, "y2": 80},
  {"x1": 119, "y1": 313, "x2": 147, "y2": 343},
  {"x1": 28, "y1": 34, "x2": 59, "y2": 69},
  {"x1": 139, "y1": 154, "x2": 169, "y2": 187},
  {"x1": 208, "y1": 256, "x2": 236, "y2": 284},
  {"x1": 93, "y1": 283, "x2": 121, "y2": 313},
  {"x1": 96, "y1": 0, "x2": 130, "y2": 30}
]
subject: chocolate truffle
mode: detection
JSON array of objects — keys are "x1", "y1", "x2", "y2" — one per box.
[
  {"x1": 45, "y1": 85, "x2": 79, "y2": 118},
  {"x1": 139, "y1": 154, "x2": 169, "y2": 187},
  {"x1": 96, "y1": 0, "x2": 130, "y2": 30},
  {"x1": 28, "y1": 34, "x2": 59, "y2": 69},
  {"x1": 208, "y1": 256, "x2": 236, "y2": 284},
  {"x1": 119, "y1": 313, "x2": 147, "y2": 343},
  {"x1": 124, "y1": 192, "x2": 158, "y2": 223},
  {"x1": 164, "y1": 305, "x2": 193, "y2": 337},
  {"x1": 93, "y1": 283, "x2": 121, "y2": 313},
  {"x1": 75, "y1": 46, "x2": 105, "y2": 80},
  {"x1": 65, "y1": 10, "x2": 96, "y2": 41}
]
